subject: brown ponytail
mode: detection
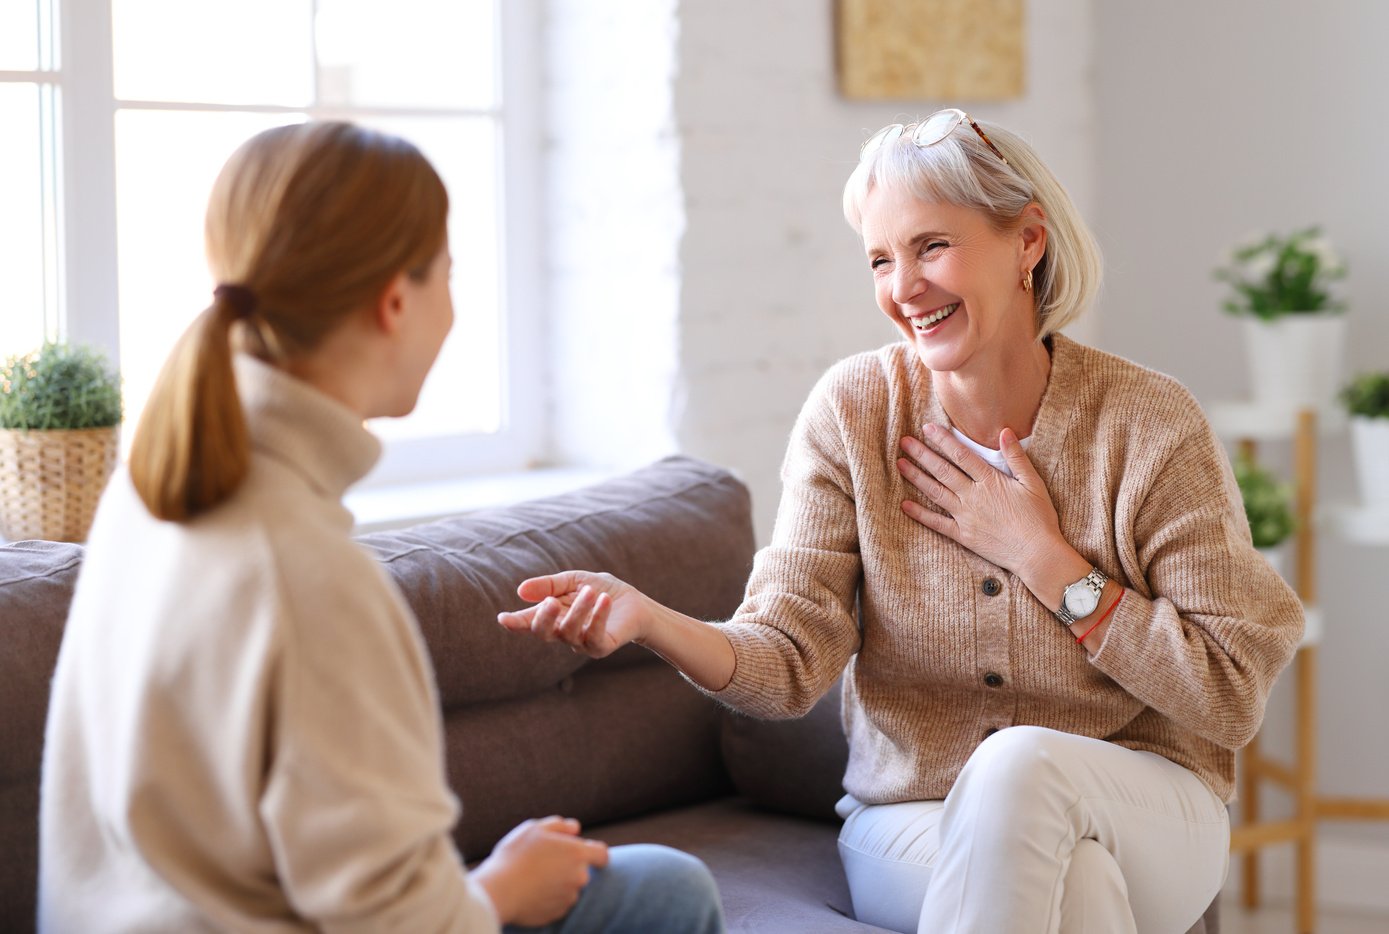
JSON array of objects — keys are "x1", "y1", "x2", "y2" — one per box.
[
  {"x1": 128, "y1": 121, "x2": 448, "y2": 522},
  {"x1": 129, "y1": 297, "x2": 249, "y2": 521}
]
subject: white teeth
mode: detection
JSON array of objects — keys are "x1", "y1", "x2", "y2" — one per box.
[{"x1": 912, "y1": 303, "x2": 959, "y2": 330}]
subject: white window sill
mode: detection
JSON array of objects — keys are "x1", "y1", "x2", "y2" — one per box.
[{"x1": 346, "y1": 466, "x2": 617, "y2": 534}]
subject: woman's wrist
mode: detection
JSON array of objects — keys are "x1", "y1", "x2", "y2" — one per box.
[
  {"x1": 472, "y1": 859, "x2": 519, "y2": 925},
  {"x1": 1070, "y1": 581, "x2": 1125, "y2": 651},
  {"x1": 1019, "y1": 536, "x2": 1093, "y2": 613},
  {"x1": 1018, "y1": 537, "x2": 1125, "y2": 650}
]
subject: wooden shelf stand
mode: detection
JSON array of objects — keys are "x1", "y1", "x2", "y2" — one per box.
[{"x1": 1223, "y1": 408, "x2": 1389, "y2": 934}]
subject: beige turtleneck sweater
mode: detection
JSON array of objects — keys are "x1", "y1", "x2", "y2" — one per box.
[
  {"x1": 40, "y1": 357, "x2": 497, "y2": 933},
  {"x1": 710, "y1": 334, "x2": 1303, "y2": 804}
]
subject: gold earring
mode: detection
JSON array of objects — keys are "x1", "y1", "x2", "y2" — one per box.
[{"x1": 1021, "y1": 268, "x2": 1034, "y2": 293}]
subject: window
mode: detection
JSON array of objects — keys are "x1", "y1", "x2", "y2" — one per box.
[
  {"x1": 0, "y1": 0, "x2": 542, "y2": 485},
  {"x1": 0, "y1": 0, "x2": 60, "y2": 358}
]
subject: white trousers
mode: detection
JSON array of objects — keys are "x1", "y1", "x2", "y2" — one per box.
[{"x1": 836, "y1": 727, "x2": 1230, "y2": 934}]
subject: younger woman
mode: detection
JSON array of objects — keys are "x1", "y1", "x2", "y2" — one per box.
[{"x1": 39, "y1": 121, "x2": 722, "y2": 934}]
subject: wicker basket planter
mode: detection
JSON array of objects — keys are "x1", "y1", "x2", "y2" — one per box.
[{"x1": 0, "y1": 426, "x2": 119, "y2": 542}]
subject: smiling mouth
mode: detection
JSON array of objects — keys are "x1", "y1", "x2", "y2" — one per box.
[{"x1": 911, "y1": 303, "x2": 959, "y2": 331}]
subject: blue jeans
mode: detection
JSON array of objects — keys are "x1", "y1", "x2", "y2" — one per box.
[{"x1": 504, "y1": 844, "x2": 725, "y2": 934}]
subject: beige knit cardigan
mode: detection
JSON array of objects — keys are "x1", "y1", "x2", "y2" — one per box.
[{"x1": 709, "y1": 334, "x2": 1303, "y2": 804}]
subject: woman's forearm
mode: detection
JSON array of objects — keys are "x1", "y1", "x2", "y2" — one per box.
[{"x1": 637, "y1": 602, "x2": 738, "y2": 692}]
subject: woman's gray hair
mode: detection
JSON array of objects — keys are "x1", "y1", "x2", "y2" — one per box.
[{"x1": 842, "y1": 120, "x2": 1102, "y2": 338}]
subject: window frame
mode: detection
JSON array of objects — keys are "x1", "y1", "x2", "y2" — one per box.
[{"x1": 18, "y1": 0, "x2": 546, "y2": 486}]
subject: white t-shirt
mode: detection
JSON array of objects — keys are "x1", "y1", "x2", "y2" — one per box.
[{"x1": 950, "y1": 426, "x2": 1033, "y2": 479}]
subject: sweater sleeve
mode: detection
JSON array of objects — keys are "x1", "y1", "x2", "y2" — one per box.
[
  {"x1": 260, "y1": 547, "x2": 499, "y2": 934},
  {"x1": 1089, "y1": 416, "x2": 1304, "y2": 750},
  {"x1": 706, "y1": 369, "x2": 865, "y2": 719}
]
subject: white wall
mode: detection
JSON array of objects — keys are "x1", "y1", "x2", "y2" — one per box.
[
  {"x1": 1094, "y1": 0, "x2": 1389, "y2": 879},
  {"x1": 542, "y1": 0, "x2": 684, "y2": 467}
]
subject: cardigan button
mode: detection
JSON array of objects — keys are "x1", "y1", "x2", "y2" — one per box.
[
  {"x1": 981, "y1": 577, "x2": 1002, "y2": 596},
  {"x1": 983, "y1": 672, "x2": 1004, "y2": 688}
]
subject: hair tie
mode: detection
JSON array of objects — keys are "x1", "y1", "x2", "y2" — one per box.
[{"x1": 214, "y1": 284, "x2": 258, "y2": 318}]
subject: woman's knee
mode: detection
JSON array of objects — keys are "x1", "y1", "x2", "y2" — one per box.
[
  {"x1": 608, "y1": 843, "x2": 716, "y2": 890},
  {"x1": 957, "y1": 726, "x2": 1071, "y2": 792},
  {"x1": 602, "y1": 844, "x2": 723, "y2": 928}
]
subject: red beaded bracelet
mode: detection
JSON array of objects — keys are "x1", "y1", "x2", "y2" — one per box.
[{"x1": 1076, "y1": 589, "x2": 1124, "y2": 645}]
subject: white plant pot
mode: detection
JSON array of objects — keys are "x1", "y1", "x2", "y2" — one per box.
[
  {"x1": 1243, "y1": 314, "x2": 1347, "y2": 412},
  {"x1": 1349, "y1": 416, "x2": 1389, "y2": 509}
]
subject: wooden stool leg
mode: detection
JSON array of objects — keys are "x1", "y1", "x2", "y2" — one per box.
[
  {"x1": 1241, "y1": 732, "x2": 1262, "y2": 909},
  {"x1": 1296, "y1": 646, "x2": 1317, "y2": 934},
  {"x1": 1293, "y1": 412, "x2": 1317, "y2": 934}
]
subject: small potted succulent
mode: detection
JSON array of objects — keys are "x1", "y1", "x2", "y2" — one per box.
[
  {"x1": 1214, "y1": 227, "x2": 1348, "y2": 413},
  {"x1": 1340, "y1": 371, "x2": 1389, "y2": 510},
  {"x1": 0, "y1": 342, "x2": 123, "y2": 542},
  {"x1": 1234, "y1": 454, "x2": 1296, "y2": 577}
]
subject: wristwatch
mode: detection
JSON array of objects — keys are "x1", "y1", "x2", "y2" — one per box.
[{"x1": 1054, "y1": 568, "x2": 1107, "y2": 625}]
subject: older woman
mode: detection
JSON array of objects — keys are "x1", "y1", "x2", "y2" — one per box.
[{"x1": 499, "y1": 110, "x2": 1303, "y2": 934}]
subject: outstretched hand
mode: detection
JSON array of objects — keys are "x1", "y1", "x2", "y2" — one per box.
[
  {"x1": 497, "y1": 570, "x2": 651, "y2": 658},
  {"x1": 896, "y1": 424, "x2": 1064, "y2": 579}
]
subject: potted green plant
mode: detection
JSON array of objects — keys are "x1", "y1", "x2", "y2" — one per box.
[
  {"x1": 1340, "y1": 371, "x2": 1389, "y2": 510},
  {"x1": 1214, "y1": 227, "x2": 1348, "y2": 413},
  {"x1": 1234, "y1": 454, "x2": 1296, "y2": 576},
  {"x1": 0, "y1": 342, "x2": 123, "y2": 542}
]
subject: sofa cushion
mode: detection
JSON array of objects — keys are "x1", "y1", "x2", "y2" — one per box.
[
  {"x1": 721, "y1": 678, "x2": 849, "y2": 822},
  {"x1": 357, "y1": 455, "x2": 757, "y2": 709},
  {"x1": 591, "y1": 799, "x2": 892, "y2": 933}
]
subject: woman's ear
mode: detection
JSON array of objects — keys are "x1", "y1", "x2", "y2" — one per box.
[
  {"x1": 1019, "y1": 201, "x2": 1048, "y2": 267},
  {"x1": 372, "y1": 271, "x2": 410, "y2": 336}
]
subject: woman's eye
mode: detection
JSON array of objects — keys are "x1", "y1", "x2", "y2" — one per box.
[
  {"x1": 870, "y1": 257, "x2": 890, "y2": 270},
  {"x1": 923, "y1": 241, "x2": 948, "y2": 254}
]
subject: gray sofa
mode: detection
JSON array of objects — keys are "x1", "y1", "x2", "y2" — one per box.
[{"x1": 0, "y1": 455, "x2": 1218, "y2": 932}]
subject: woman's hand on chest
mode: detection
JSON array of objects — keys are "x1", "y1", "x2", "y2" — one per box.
[{"x1": 895, "y1": 423, "x2": 1067, "y2": 586}]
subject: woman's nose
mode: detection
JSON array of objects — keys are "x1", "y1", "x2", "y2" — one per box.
[{"x1": 892, "y1": 260, "x2": 926, "y2": 304}]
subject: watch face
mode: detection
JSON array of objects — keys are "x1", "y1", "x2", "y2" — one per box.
[{"x1": 1064, "y1": 582, "x2": 1101, "y2": 618}]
